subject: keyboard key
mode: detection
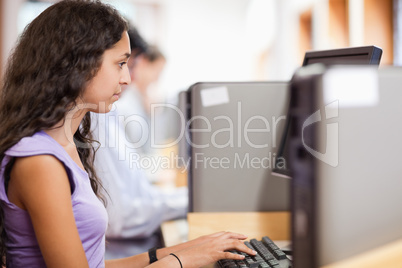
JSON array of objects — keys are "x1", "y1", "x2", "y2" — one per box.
[
  {"x1": 254, "y1": 255, "x2": 265, "y2": 264},
  {"x1": 262, "y1": 236, "x2": 274, "y2": 245},
  {"x1": 219, "y1": 260, "x2": 237, "y2": 268},
  {"x1": 269, "y1": 258, "x2": 280, "y2": 266},
  {"x1": 237, "y1": 260, "x2": 247, "y2": 268},
  {"x1": 274, "y1": 249, "x2": 287, "y2": 260}
]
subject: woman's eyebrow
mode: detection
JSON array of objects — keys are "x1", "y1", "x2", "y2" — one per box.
[{"x1": 121, "y1": 52, "x2": 131, "y2": 59}]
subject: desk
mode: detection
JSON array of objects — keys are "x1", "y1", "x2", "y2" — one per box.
[
  {"x1": 187, "y1": 212, "x2": 290, "y2": 241},
  {"x1": 162, "y1": 212, "x2": 291, "y2": 247},
  {"x1": 322, "y1": 238, "x2": 402, "y2": 268},
  {"x1": 161, "y1": 218, "x2": 188, "y2": 247}
]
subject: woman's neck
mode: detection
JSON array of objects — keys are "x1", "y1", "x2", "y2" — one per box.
[{"x1": 45, "y1": 106, "x2": 87, "y2": 147}]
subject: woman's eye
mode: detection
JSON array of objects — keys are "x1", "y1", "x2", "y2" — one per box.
[{"x1": 118, "y1": 62, "x2": 127, "y2": 68}]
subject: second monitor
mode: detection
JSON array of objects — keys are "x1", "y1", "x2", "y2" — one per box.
[
  {"x1": 302, "y1": 45, "x2": 382, "y2": 66},
  {"x1": 187, "y1": 81, "x2": 290, "y2": 212}
]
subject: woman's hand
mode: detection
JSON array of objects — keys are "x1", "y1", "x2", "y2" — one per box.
[{"x1": 167, "y1": 232, "x2": 257, "y2": 268}]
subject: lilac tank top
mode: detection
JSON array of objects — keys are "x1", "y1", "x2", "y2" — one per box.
[{"x1": 0, "y1": 131, "x2": 108, "y2": 267}]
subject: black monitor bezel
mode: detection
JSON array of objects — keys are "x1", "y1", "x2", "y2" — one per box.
[{"x1": 302, "y1": 45, "x2": 383, "y2": 66}]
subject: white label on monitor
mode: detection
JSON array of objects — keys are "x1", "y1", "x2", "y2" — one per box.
[
  {"x1": 323, "y1": 67, "x2": 379, "y2": 107},
  {"x1": 200, "y1": 86, "x2": 230, "y2": 107}
]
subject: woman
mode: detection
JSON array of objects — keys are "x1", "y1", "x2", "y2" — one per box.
[{"x1": 0, "y1": 0, "x2": 255, "y2": 267}]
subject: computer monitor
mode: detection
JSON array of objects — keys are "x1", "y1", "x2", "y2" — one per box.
[
  {"x1": 187, "y1": 81, "x2": 290, "y2": 212},
  {"x1": 290, "y1": 65, "x2": 402, "y2": 267},
  {"x1": 302, "y1": 45, "x2": 382, "y2": 66},
  {"x1": 272, "y1": 45, "x2": 382, "y2": 178}
]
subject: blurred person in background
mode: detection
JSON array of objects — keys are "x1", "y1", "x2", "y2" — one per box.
[
  {"x1": 116, "y1": 44, "x2": 181, "y2": 184},
  {"x1": 117, "y1": 45, "x2": 167, "y2": 156}
]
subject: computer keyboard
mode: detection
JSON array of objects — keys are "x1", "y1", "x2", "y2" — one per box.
[{"x1": 217, "y1": 236, "x2": 292, "y2": 268}]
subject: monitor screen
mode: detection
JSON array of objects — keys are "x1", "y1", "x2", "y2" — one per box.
[{"x1": 272, "y1": 45, "x2": 382, "y2": 178}]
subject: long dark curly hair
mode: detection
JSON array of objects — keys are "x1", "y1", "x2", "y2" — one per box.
[{"x1": 0, "y1": 0, "x2": 128, "y2": 265}]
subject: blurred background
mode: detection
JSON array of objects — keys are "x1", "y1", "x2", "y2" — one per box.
[{"x1": 0, "y1": 0, "x2": 399, "y2": 102}]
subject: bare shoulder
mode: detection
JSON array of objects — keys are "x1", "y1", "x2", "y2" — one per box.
[
  {"x1": 8, "y1": 154, "x2": 71, "y2": 210},
  {"x1": 13, "y1": 154, "x2": 64, "y2": 168},
  {"x1": 12, "y1": 154, "x2": 68, "y2": 182}
]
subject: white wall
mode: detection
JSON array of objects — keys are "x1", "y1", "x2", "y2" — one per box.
[
  {"x1": 151, "y1": 0, "x2": 308, "y2": 98},
  {"x1": 1, "y1": 0, "x2": 25, "y2": 72},
  {"x1": 156, "y1": 0, "x2": 257, "y2": 97}
]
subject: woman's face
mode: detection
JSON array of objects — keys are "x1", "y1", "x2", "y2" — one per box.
[{"x1": 80, "y1": 31, "x2": 131, "y2": 113}]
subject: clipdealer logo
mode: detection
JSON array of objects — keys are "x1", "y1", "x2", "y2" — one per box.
[{"x1": 301, "y1": 100, "x2": 339, "y2": 167}]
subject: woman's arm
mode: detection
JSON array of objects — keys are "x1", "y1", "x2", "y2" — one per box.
[
  {"x1": 106, "y1": 231, "x2": 256, "y2": 268},
  {"x1": 8, "y1": 155, "x2": 89, "y2": 267}
]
